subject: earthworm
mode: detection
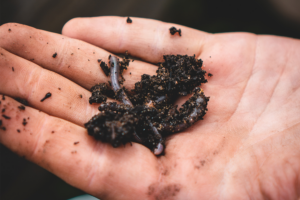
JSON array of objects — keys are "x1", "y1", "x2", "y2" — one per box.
[
  {"x1": 109, "y1": 55, "x2": 164, "y2": 155},
  {"x1": 110, "y1": 56, "x2": 133, "y2": 107},
  {"x1": 160, "y1": 87, "x2": 208, "y2": 133}
]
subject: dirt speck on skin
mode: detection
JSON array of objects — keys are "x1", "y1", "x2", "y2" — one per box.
[
  {"x1": 74, "y1": 141, "x2": 79, "y2": 145},
  {"x1": 208, "y1": 73, "x2": 213, "y2": 77},
  {"x1": 71, "y1": 150, "x2": 77, "y2": 154},
  {"x1": 8, "y1": 29, "x2": 11, "y2": 32},
  {"x1": 18, "y1": 105, "x2": 25, "y2": 111},
  {"x1": 40, "y1": 92, "x2": 52, "y2": 102},
  {"x1": 22, "y1": 118, "x2": 27, "y2": 126},
  {"x1": 2, "y1": 114, "x2": 11, "y2": 119},
  {"x1": 1, "y1": 127, "x2": 6, "y2": 131},
  {"x1": 58, "y1": 88, "x2": 61, "y2": 90},
  {"x1": 51, "y1": 131, "x2": 55, "y2": 134},
  {"x1": 0, "y1": 120, "x2": 2, "y2": 126},
  {"x1": 126, "y1": 16, "x2": 132, "y2": 23},
  {"x1": 79, "y1": 94, "x2": 83, "y2": 98},
  {"x1": 52, "y1": 52, "x2": 57, "y2": 58},
  {"x1": 148, "y1": 183, "x2": 181, "y2": 200},
  {"x1": 12, "y1": 67, "x2": 14, "y2": 72},
  {"x1": 17, "y1": 129, "x2": 20, "y2": 133},
  {"x1": 2, "y1": 95, "x2": 5, "y2": 100},
  {"x1": 169, "y1": 27, "x2": 181, "y2": 36}
]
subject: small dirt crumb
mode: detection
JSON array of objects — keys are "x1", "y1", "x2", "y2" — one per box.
[
  {"x1": 22, "y1": 118, "x2": 27, "y2": 126},
  {"x1": 1, "y1": 127, "x2": 6, "y2": 131},
  {"x1": 71, "y1": 53, "x2": 74, "y2": 55},
  {"x1": 14, "y1": 98, "x2": 28, "y2": 106},
  {"x1": 2, "y1": 108, "x2": 5, "y2": 113},
  {"x1": 2, "y1": 95, "x2": 5, "y2": 100},
  {"x1": 208, "y1": 73, "x2": 213, "y2": 77},
  {"x1": 40, "y1": 92, "x2": 52, "y2": 102},
  {"x1": 79, "y1": 94, "x2": 83, "y2": 98},
  {"x1": 0, "y1": 120, "x2": 2, "y2": 126},
  {"x1": 17, "y1": 129, "x2": 20, "y2": 133},
  {"x1": 74, "y1": 141, "x2": 79, "y2": 145},
  {"x1": 169, "y1": 27, "x2": 182, "y2": 36},
  {"x1": 52, "y1": 53, "x2": 57, "y2": 58},
  {"x1": 18, "y1": 105, "x2": 26, "y2": 110},
  {"x1": 97, "y1": 59, "x2": 101, "y2": 63},
  {"x1": 8, "y1": 29, "x2": 11, "y2": 32},
  {"x1": 71, "y1": 150, "x2": 77, "y2": 154},
  {"x1": 2, "y1": 114, "x2": 11, "y2": 119},
  {"x1": 12, "y1": 67, "x2": 14, "y2": 72},
  {"x1": 51, "y1": 131, "x2": 55, "y2": 134},
  {"x1": 130, "y1": 72, "x2": 131, "y2": 75},
  {"x1": 127, "y1": 17, "x2": 132, "y2": 23},
  {"x1": 58, "y1": 88, "x2": 61, "y2": 90}
]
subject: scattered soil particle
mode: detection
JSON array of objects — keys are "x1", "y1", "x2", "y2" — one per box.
[
  {"x1": 40, "y1": 92, "x2": 52, "y2": 102},
  {"x1": 71, "y1": 53, "x2": 74, "y2": 55},
  {"x1": 30, "y1": 58, "x2": 34, "y2": 61},
  {"x1": 18, "y1": 105, "x2": 25, "y2": 110},
  {"x1": 126, "y1": 17, "x2": 132, "y2": 23},
  {"x1": 71, "y1": 150, "x2": 77, "y2": 154},
  {"x1": 17, "y1": 129, "x2": 20, "y2": 133},
  {"x1": 2, "y1": 108, "x2": 5, "y2": 113},
  {"x1": 22, "y1": 118, "x2": 27, "y2": 126},
  {"x1": 2, "y1": 95, "x2": 5, "y2": 100},
  {"x1": 74, "y1": 141, "x2": 79, "y2": 145},
  {"x1": 208, "y1": 73, "x2": 213, "y2": 77},
  {"x1": 8, "y1": 29, "x2": 11, "y2": 32},
  {"x1": 100, "y1": 61, "x2": 110, "y2": 76},
  {"x1": 169, "y1": 27, "x2": 181, "y2": 36},
  {"x1": 148, "y1": 183, "x2": 181, "y2": 199},
  {"x1": 12, "y1": 67, "x2": 14, "y2": 72},
  {"x1": 51, "y1": 131, "x2": 55, "y2": 134},
  {"x1": 1, "y1": 127, "x2": 6, "y2": 131},
  {"x1": 97, "y1": 59, "x2": 101, "y2": 63},
  {"x1": 79, "y1": 94, "x2": 83, "y2": 98},
  {"x1": 2, "y1": 114, "x2": 11, "y2": 119},
  {"x1": 58, "y1": 88, "x2": 61, "y2": 90},
  {"x1": 14, "y1": 98, "x2": 29, "y2": 106},
  {"x1": 93, "y1": 52, "x2": 95, "y2": 54},
  {"x1": 0, "y1": 120, "x2": 2, "y2": 126},
  {"x1": 52, "y1": 52, "x2": 57, "y2": 58}
]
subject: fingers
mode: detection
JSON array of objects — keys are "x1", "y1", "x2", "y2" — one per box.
[
  {"x1": 0, "y1": 48, "x2": 99, "y2": 126},
  {"x1": 0, "y1": 95, "x2": 158, "y2": 198},
  {"x1": 62, "y1": 16, "x2": 211, "y2": 62},
  {"x1": 0, "y1": 23, "x2": 157, "y2": 90}
]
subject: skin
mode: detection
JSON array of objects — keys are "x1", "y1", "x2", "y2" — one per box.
[{"x1": 0, "y1": 16, "x2": 300, "y2": 199}]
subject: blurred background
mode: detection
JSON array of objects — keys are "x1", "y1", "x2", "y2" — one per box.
[{"x1": 0, "y1": 0, "x2": 300, "y2": 200}]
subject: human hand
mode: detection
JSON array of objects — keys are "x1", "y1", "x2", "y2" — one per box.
[{"x1": 1, "y1": 17, "x2": 300, "y2": 200}]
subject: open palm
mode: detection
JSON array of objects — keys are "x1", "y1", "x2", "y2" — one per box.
[{"x1": 0, "y1": 17, "x2": 299, "y2": 200}]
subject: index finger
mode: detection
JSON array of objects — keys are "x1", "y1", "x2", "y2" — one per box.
[{"x1": 62, "y1": 16, "x2": 211, "y2": 62}]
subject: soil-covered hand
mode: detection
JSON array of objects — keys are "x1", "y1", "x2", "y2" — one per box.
[{"x1": 0, "y1": 17, "x2": 300, "y2": 200}]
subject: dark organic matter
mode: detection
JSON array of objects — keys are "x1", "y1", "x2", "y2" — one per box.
[{"x1": 85, "y1": 53, "x2": 209, "y2": 155}]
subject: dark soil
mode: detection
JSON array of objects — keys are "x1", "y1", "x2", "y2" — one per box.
[{"x1": 85, "y1": 53, "x2": 209, "y2": 155}]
